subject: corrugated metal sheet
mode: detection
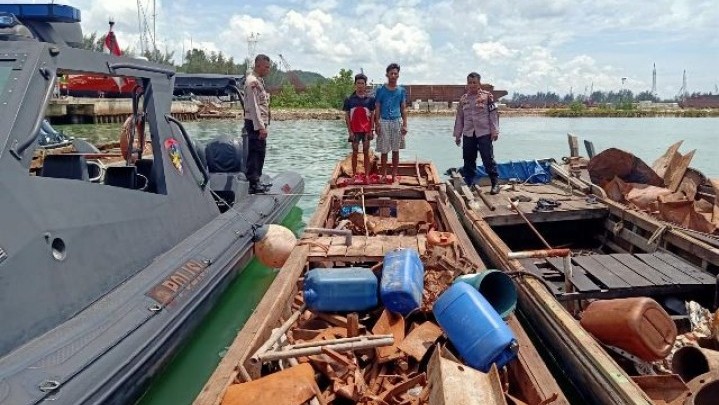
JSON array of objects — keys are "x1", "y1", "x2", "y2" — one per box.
[
  {"x1": 403, "y1": 84, "x2": 507, "y2": 102},
  {"x1": 682, "y1": 95, "x2": 719, "y2": 108}
]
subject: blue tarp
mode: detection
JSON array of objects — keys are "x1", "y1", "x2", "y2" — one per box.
[{"x1": 463, "y1": 159, "x2": 553, "y2": 184}]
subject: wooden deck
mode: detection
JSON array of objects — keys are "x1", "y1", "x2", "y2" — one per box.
[
  {"x1": 452, "y1": 174, "x2": 608, "y2": 227},
  {"x1": 520, "y1": 251, "x2": 716, "y2": 301}
]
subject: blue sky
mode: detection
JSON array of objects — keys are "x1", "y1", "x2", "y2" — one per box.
[{"x1": 6, "y1": 0, "x2": 718, "y2": 98}]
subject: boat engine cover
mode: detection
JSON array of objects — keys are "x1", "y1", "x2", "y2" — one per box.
[{"x1": 205, "y1": 136, "x2": 244, "y2": 173}]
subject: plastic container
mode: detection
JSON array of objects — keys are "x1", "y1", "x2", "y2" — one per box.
[
  {"x1": 303, "y1": 267, "x2": 378, "y2": 312},
  {"x1": 380, "y1": 248, "x2": 424, "y2": 315},
  {"x1": 454, "y1": 270, "x2": 517, "y2": 319},
  {"x1": 433, "y1": 282, "x2": 518, "y2": 372},
  {"x1": 580, "y1": 297, "x2": 677, "y2": 361}
]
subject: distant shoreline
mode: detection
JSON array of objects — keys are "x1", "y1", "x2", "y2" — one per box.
[{"x1": 268, "y1": 107, "x2": 719, "y2": 121}]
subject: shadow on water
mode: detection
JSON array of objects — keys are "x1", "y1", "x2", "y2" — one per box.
[{"x1": 135, "y1": 207, "x2": 304, "y2": 405}]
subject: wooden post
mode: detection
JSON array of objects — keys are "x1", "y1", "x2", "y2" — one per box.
[
  {"x1": 584, "y1": 140, "x2": 596, "y2": 158},
  {"x1": 567, "y1": 133, "x2": 579, "y2": 157}
]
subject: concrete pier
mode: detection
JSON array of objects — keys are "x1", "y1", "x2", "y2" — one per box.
[{"x1": 47, "y1": 97, "x2": 201, "y2": 124}]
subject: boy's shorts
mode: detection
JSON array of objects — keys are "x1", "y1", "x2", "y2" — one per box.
[
  {"x1": 348, "y1": 132, "x2": 368, "y2": 143},
  {"x1": 377, "y1": 119, "x2": 402, "y2": 153}
]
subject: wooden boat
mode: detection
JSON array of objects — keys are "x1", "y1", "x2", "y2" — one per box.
[
  {"x1": 194, "y1": 156, "x2": 568, "y2": 405},
  {"x1": 446, "y1": 148, "x2": 719, "y2": 404}
]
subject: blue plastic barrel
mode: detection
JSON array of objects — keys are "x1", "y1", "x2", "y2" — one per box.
[
  {"x1": 433, "y1": 282, "x2": 518, "y2": 372},
  {"x1": 454, "y1": 270, "x2": 517, "y2": 319},
  {"x1": 303, "y1": 267, "x2": 378, "y2": 312},
  {"x1": 380, "y1": 248, "x2": 424, "y2": 315}
]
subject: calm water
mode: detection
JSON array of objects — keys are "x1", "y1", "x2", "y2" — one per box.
[
  {"x1": 58, "y1": 116, "x2": 718, "y2": 404},
  {"x1": 62, "y1": 116, "x2": 719, "y2": 223}
]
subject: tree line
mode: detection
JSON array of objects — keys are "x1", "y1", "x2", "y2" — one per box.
[{"x1": 508, "y1": 89, "x2": 716, "y2": 108}]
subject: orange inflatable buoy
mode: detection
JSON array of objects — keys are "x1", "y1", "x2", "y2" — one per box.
[
  {"x1": 253, "y1": 224, "x2": 297, "y2": 268},
  {"x1": 120, "y1": 114, "x2": 146, "y2": 163},
  {"x1": 427, "y1": 230, "x2": 457, "y2": 247}
]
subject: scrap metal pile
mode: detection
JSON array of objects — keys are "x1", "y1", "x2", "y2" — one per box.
[{"x1": 588, "y1": 141, "x2": 719, "y2": 234}]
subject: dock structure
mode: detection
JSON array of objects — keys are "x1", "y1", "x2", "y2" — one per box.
[{"x1": 47, "y1": 97, "x2": 201, "y2": 124}]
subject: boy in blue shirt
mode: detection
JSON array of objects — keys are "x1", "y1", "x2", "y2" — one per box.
[
  {"x1": 374, "y1": 63, "x2": 408, "y2": 183},
  {"x1": 342, "y1": 73, "x2": 375, "y2": 179}
]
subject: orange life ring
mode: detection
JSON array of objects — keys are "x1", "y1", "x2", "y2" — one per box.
[
  {"x1": 427, "y1": 230, "x2": 457, "y2": 247},
  {"x1": 120, "y1": 114, "x2": 146, "y2": 163}
]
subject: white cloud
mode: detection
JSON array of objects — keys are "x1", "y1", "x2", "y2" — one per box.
[
  {"x1": 472, "y1": 42, "x2": 517, "y2": 62},
  {"x1": 12, "y1": 0, "x2": 716, "y2": 98}
]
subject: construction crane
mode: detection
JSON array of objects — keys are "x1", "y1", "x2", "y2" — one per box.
[{"x1": 277, "y1": 54, "x2": 306, "y2": 92}]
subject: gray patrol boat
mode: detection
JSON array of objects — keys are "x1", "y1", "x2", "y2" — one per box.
[{"x1": 0, "y1": 4, "x2": 303, "y2": 404}]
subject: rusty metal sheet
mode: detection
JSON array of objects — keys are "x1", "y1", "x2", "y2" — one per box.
[
  {"x1": 397, "y1": 200, "x2": 434, "y2": 223},
  {"x1": 427, "y1": 348, "x2": 508, "y2": 405},
  {"x1": 371, "y1": 309, "x2": 405, "y2": 363},
  {"x1": 664, "y1": 149, "x2": 696, "y2": 192},
  {"x1": 220, "y1": 363, "x2": 318, "y2": 405},
  {"x1": 398, "y1": 322, "x2": 443, "y2": 361},
  {"x1": 652, "y1": 141, "x2": 684, "y2": 178},
  {"x1": 631, "y1": 374, "x2": 689, "y2": 405}
]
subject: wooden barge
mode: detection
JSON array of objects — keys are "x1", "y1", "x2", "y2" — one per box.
[
  {"x1": 446, "y1": 144, "x2": 719, "y2": 405},
  {"x1": 194, "y1": 156, "x2": 568, "y2": 405}
]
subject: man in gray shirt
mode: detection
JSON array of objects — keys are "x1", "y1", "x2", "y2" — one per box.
[
  {"x1": 453, "y1": 72, "x2": 500, "y2": 194},
  {"x1": 243, "y1": 54, "x2": 271, "y2": 194}
]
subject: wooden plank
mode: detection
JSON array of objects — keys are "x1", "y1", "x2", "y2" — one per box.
[
  {"x1": 307, "y1": 236, "x2": 332, "y2": 256},
  {"x1": 545, "y1": 258, "x2": 601, "y2": 292},
  {"x1": 653, "y1": 252, "x2": 716, "y2": 284},
  {"x1": 345, "y1": 236, "x2": 367, "y2": 257},
  {"x1": 417, "y1": 234, "x2": 428, "y2": 256},
  {"x1": 584, "y1": 140, "x2": 596, "y2": 158},
  {"x1": 326, "y1": 239, "x2": 348, "y2": 257},
  {"x1": 399, "y1": 236, "x2": 420, "y2": 251},
  {"x1": 573, "y1": 256, "x2": 631, "y2": 289},
  {"x1": 485, "y1": 207, "x2": 607, "y2": 227},
  {"x1": 634, "y1": 253, "x2": 705, "y2": 285},
  {"x1": 567, "y1": 134, "x2": 580, "y2": 157},
  {"x1": 194, "y1": 246, "x2": 309, "y2": 405},
  {"x1": 505, "y1": 315, "x2": 566, "y2": 405},
  {"x1": 609, "y1": 254, "x2": 674, "y2": 285},
  {"x1": 601, "y1": 198, "x2": 719, "y2": 269},
  {"x1": 364, "y1": 237, "x2": 384, "y2": 258},
  {"x1": 590, "y1": 255, "x2": 655, "y2": 287}
]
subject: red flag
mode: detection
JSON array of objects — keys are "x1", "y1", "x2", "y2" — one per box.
[
  {"x1": 103, "y1": 28, "x2": 122, "y2": 56},
  {"x1": 103, "y1": 24, "x2": 124, "y2": 91}
]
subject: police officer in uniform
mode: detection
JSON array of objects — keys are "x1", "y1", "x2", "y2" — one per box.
[
  {"x1": 453, "y1": 72, "x2": 501, "y2": 194},
  {"x1": 243, "y1": 54, "x2": 272, "y2": 194}
]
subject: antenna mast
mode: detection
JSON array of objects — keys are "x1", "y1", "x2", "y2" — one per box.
[
  {"x1": 651, "y1": 63, "x2": 657, "y2": 96},
  {"x1": 247, "y1": 32, "x2": 260, "y2": 70},
  {"x1": 677, "y1": 70, "x2": 688, "y2": 100}
]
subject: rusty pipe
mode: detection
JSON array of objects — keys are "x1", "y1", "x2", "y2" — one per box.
[
  {"x1": 256, "y1": 336, "x2": 395, "y2": 363},
  {"x1": 671, "y1": 346, "x2": 719, "y2": 383},
  {"x1": 303, "y1": 227, "x2": 352, "y2": 246},
  {"x1": 507, "y1": 249, "x2": 571, "y2": 260}
]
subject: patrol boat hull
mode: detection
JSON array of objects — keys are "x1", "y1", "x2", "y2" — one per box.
[{"x1": 0, "y1": 6, "x2": 303, "y2": 404}]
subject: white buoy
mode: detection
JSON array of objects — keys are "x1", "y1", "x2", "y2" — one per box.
[{"x1": 253, "y1": 224, "x2": 297, "y2": 268}]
